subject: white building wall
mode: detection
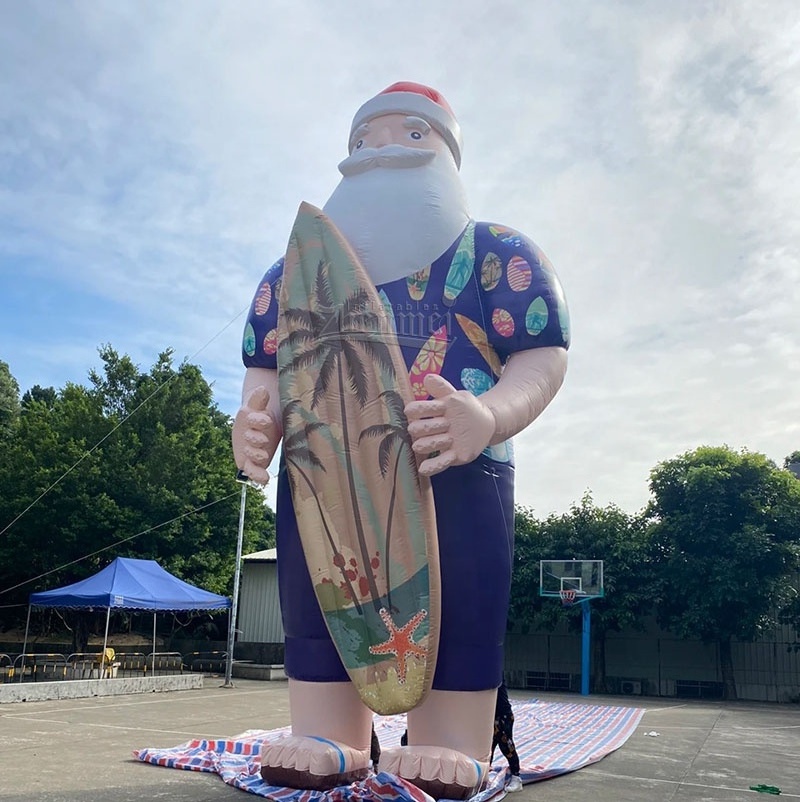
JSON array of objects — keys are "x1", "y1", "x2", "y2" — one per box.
[{"x1": 238, "y1": 558, "x2": 284, "y2": 643}]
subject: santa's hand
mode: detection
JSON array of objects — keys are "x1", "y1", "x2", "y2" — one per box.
[
  {"x1": 405, "y1": 374, "x2": 496, "y2": 477},
  {"x1": 231, "y1": 386, "x2": 279, "y2": 486}
]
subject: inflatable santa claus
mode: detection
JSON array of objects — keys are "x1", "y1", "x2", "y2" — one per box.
[{"x1": 232, "y1": 82, "x2": 570, "y2": 799}]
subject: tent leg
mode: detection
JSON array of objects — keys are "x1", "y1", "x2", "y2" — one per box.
[
  {"x1": 101, "y1": 607, "x2": 111, "y2": 680},
  {"x1": 152, "y1": 613, "x2": 156, "y2": 675},
  {"x1": 224, "y1": 482, "x2": 247, "y2": 688},
  {"x1": 19, "y1": 605, "x2": 32, "y2": 683}
]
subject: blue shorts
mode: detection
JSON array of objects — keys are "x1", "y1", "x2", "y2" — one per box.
[{"x1": 275, "y1": 458, "x2": 515, "y2": 691}]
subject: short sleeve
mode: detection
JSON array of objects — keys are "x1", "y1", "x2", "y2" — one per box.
[
  {"x1": 475, "y1": 224, "x2": 570, "y2": 362},
  {"x1": 241, "y1": 257, "x2": 284, "y2": 369}
]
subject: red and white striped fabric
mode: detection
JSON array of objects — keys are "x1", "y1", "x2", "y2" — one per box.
[{"x1": 134, "y1": 700, "x2": 645, "y2": 801}]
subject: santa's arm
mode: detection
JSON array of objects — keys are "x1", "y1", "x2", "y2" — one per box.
[
  {"x1": 405, "y1": 346, "x2": 567, "y2": 476},
  {"x1": 231, "y1": 367, "x2": 283, "y2": 486},
  {"x1": 484, "y1": 345, "x2": 568, "y2": 443}
]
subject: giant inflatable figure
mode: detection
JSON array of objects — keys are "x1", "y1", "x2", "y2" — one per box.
[{"x1": 232, "y1": 82, "x2": 570, "y2": 800}]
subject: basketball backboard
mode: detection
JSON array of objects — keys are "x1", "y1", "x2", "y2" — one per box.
[{"x1": 539, "y1": 559, "x2": 604, "y2": 599}]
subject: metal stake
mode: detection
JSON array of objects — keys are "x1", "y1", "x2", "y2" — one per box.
[{"x1": 223, "y1": 479, "x2": 248, "y2": 687}]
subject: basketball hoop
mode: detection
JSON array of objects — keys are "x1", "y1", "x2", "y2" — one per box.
[{"x1": 560, "y1": 589, "x2": 577, "y2": 606}]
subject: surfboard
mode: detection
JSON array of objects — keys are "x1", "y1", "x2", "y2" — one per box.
[{"x1": 276, "y1": 202, "x2": 441, "y2": 715}]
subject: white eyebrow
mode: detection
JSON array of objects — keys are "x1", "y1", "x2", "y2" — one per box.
[
  {"x1": 349, "y1": 123, "x2": 371, "y2": 149},
  {"x1": 404, "y1": 116, "x2": 431, "y2": 134}
]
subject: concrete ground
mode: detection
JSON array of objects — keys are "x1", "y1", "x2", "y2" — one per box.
[{"x1": 0, "y1": 680, "x2": 797, "y2": 801}]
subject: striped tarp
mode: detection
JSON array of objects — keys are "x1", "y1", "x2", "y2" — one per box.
[{"x1": 134, "y1": 700, "x2": 645, "y2": 801}]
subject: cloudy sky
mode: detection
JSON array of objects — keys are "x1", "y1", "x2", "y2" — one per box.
[{"x1": 1, "y1": 0, "x2": 798, "y2": 517}]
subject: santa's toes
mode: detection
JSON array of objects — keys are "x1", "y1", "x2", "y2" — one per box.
[
  {"x1": 379, "y1": 746, "x2": 488, "y2": 800},
  {"x1": 260, "y1": 735, "x2": 371, "y2": 791}
]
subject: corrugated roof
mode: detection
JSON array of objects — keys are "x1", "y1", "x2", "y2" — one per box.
[{"x1": 242, "y1": 548, "x2": 277, "y2": 563}]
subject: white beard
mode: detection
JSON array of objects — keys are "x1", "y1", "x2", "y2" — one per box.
[{"x1": 323, "y1": 151, "x2": 470, "y2": 285}]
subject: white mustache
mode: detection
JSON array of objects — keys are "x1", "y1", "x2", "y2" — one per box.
[{"x1": 338, "y1": 144, "x2": 437, "y2": 176}]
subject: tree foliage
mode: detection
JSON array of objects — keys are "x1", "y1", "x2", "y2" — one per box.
[
  {"x1": 648, "y1": 445, "x2": 800, "y2": 698},
  {"x1": 0, "y1": 347, "x2": 274, "y2": 632},
  {"x1": 0, "y1": 360, "x2": 21, "y2": 439},
  {"x1": 785, "y1": 451, "x2": 800, "y2": 474}
]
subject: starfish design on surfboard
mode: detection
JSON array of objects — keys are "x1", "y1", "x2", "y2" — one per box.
[{"x1": 369, "y1": 607, "x2": 428, "y2": 684}]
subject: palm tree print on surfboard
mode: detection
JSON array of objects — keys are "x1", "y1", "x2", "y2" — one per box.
[{"x1": 276, "y1": 202, "x2": 441, "y2": 715}]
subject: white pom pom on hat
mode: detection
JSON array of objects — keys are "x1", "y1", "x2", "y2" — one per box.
[{"x1": 349, "y1": 81, "x2": 463, "y2": 169}]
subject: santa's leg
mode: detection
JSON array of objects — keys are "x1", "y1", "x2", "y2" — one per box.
[
  {"x1": 260, "y1": 678, "x2": 373, "y2": 790},
  {"x1": 378, "y1": 462, "x2": 512, "y2": 798},
  {"x1": 265, "y1": 474, "x2": 374, "y2": 789},
  {"x1": 379, "y1": 688, "x2": 496, "y2": 800}
]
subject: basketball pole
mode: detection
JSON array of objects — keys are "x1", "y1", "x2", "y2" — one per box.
[
  {"x1": 541, "y1": 560, "x2": 603, "y2": 697},
  {"x1": 580, "y1": 600, "x2": 591, "y2": 695}
]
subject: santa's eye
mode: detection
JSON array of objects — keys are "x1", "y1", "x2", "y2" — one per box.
[
  {"x1": 410, "y1": 131, "x2": 423, "y2": 140},
  {"x1": 355, "y1": 139, "x2": 364, "y2": 149}
]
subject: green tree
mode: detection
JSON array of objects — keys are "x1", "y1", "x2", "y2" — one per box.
[
  {"x1": 649, "y1": 445, "x2": 800, "y2": 699},
  {"x1": 508, "y1": 507, "x2": 544, "y2": 628},
  {"x1": 0, "y1": 346, "x2": 274, "y2": 633},
  {"x1": 0, "y1": 360, "x2": 21, "y2": 438},
  {"x1": 87, "y1": 346, "x2": 141, "y2": 418},
  {"x1": 0, "y1": 380, "x2": 119, "y2": 625},
  {"x1": 509, "y1": 495, "x2": 655, "y2": 692},
  {"x1": 779, "y1": 452, "x2": 800, "y2": 649},
  {"x1": 83, "y1": 346, "x2": 272, "y2": 594},
  {"x1": 21, "y1": 385, "x2": 58, "y2": 410}
]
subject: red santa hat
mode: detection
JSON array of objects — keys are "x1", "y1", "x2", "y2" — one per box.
[{"x1": 349, "y1": 81, "x2": 463, "y2": 169}]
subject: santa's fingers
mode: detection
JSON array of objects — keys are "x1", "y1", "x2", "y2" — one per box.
[
  {"x1": 233, "y1": 407, "x2": 274, "y2": 441},
  {"x1": 407, "y1": 416, "x2": 449, "y2": 439},
  {"x1": 244, "y1": 444, "x2": 272, "y2": 466},
  {"x1": 243, "y1": 459, "x2": 270, "y2": 486},
  {"x1": 244, "y1": 429, "x2": 271, "y2": 448},
  {"x1": 405, "y1": 397, "x2": 448, "y2": 421},
  {"x1": 246, "y1": 410, "x2": 274, "y2": 431},
  {"x1": 412, "y1": 432, "x2": 453, "y2": 456},
  {"x1": 244, "y1": 385, "x2": 271, "y2": 412},
  {"x1": 418, "y1": 448, "x2": 457, "y2": 477}
]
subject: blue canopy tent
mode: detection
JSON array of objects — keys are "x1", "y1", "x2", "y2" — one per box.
[{"x1": 22, "y1": 557, "x2": 231, "y2": 676}]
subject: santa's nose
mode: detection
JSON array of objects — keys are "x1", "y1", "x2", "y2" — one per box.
[{"x1": 372, "y1": 126, "x2": 393, "y2": 148}]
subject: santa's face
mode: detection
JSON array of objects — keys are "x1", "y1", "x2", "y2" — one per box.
[
  {"x1": 324, "y1": 113, "x2": 470, "y2": 285},
  {"x1": 338, "y1": 113, "x2": 451, "y2": 176}
]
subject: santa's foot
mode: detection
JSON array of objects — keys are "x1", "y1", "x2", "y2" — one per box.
[
  {"x1": 260, "y1": 734, "x2": 371, "y2": 791},
  {"x1": 379, "y1": 746, "x2": 488, "y2": 800}
]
